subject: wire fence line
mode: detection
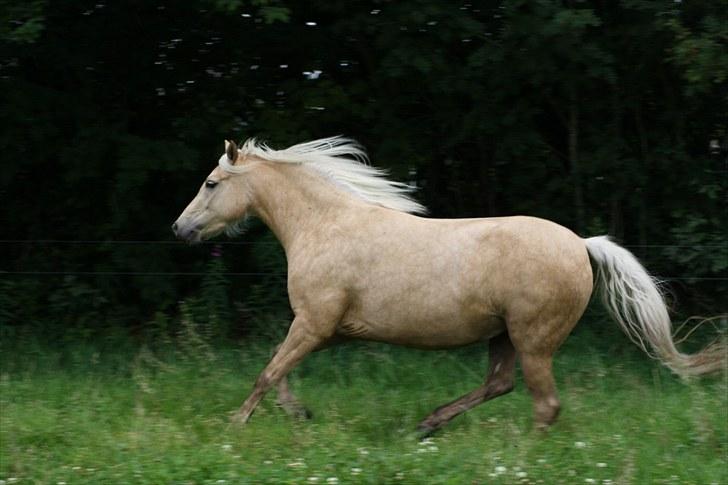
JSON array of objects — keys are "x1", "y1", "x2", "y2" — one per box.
[
  {"x1": 0, "y1": 239, "x2": 725, "y2": 249},
  {"x1": 1, "y1": 271, "x2": 723, "y2": 281},
  {"x1": 1, "y1": 239, "x2": 725, "y2": 280},
  {"x1": 0, "y1": 239, "x2": 267, "y2": 246},
  {"x1": 0, "y1": 271, "x2": 286, "y2": 277}
]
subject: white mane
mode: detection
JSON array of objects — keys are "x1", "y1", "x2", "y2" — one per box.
[{"x1": 219, "y1": 136, "x2": 427, "y2": 214}]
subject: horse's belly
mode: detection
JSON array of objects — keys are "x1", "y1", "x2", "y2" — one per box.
[{"x1": 338, "y1": 298, "x2": 505, "y2": 349}]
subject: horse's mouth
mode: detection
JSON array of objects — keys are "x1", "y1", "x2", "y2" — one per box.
[
  {"x1": 172, "y1": 222, "x2": 203, "y2": 244},
  {"x1": 184, "y1": 231, "x2": 202, "y2": 245}
]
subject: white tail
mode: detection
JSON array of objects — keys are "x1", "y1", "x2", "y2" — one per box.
[{"x1": 585, "y1": 236, "x2": 725, "y2": 377}]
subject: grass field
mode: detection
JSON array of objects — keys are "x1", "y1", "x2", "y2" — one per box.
[{"x1": 1, "y1": 322, "x2": 726, "y2": 484}]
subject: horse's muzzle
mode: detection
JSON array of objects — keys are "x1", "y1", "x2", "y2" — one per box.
[{"x1": 172, "y1": 220, "x2": 200, "y2": 244}]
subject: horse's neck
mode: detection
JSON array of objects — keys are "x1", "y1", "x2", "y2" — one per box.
[{"x1": 249, "y1": 163, "x2": 357, "y2": 249}]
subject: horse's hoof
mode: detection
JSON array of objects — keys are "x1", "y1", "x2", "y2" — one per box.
[
  {"x1": 230, "y1": 412, "x2": 250, "y2": 425},
  {"x1": 291, "y1": 406, "x2": 313, "y2": 420},
  {"x1": 278, "y1": 402, "x2": 313, "y2": 420},
  {"x1": 534, "y1": 422, "x2": 551, "y2": 433},
  {"x1": 413, "y1": 423, "x2": 438, "y2": 440}
]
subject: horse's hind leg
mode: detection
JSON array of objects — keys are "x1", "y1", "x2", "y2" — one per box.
[
  {"x1": 272, "y1": 342, "x2": 312, "y2": 419},
  {"x1": 276, "y1": 376, "x2": 312, "y2": 419},
  {"x1": 508, "y1": 313, "x2": 581, "y2": 429},
  {"x1": 416, "y1": 332, "x2": 516, "y2": 436},
  {"x1": 519, "y1": 352, "x2": 560, "y2": 428}
]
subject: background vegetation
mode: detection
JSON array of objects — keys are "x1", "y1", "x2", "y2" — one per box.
[
  {"x1": 0, "y1": 1, "x2": 726, "y2": 483},
  {"x1": 0, "y1": 0, "x2": 725, "y2": 331}
]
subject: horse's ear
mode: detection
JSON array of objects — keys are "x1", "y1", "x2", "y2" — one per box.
[{"x1": 225, "y1": 139, "x2": 239, "y2": 163}]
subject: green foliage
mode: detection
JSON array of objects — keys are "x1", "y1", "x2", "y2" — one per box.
[
  {"x1": 0, "y1": 280, "x2": 42, "y2": 327},
  {"x1": 242, "y1": 232, "x2": 290, "y2": 338},
  {"x1": 0, "y1": 0, "x2": 724, "y2": 331},
  {"x1": 176, "y1": 300, "x2": 218, "y2": 371},
  {"x1": 667, "y1": 213, "x2": 727, "y2": 275},
  {"x1": 205, "y1": 0, "x2": 290, "y2": 23},
  {"x1": 148, "y1": 249, "x2": 237, "y2": 344},
  {"x1": 0, "y1": 1, "x2": 46, "y2": 43},
  {"x1": 47, "y1": 277, "x2": 109, "y2": 330},
  {"x1": 663, "y1": 6, "x2": 728, "y2": 96},
  {"x1": 199, "y1": 250, "x2": 233, "y2": 337}
]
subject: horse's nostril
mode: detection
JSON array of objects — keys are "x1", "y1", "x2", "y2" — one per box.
[{"x1": 171, "y1": 222, "x2": 178, "y2": 234}]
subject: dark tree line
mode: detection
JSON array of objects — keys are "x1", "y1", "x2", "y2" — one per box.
[{"x1": 1, "y1": 0, "x2": 725, "y2": 332}]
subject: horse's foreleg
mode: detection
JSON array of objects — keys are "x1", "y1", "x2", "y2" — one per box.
[
  {"x1": 232, "y1": 317, "x2": 324, "y2": 424},
  {"x1": 273, "y1": 335, "x2": 347, "y2": 419},
  {"x1": 416, "y1": 332, "x2": 516, "y2": 436}
]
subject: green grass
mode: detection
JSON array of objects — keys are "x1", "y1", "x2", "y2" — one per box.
[{"x1": 1, "y1": 325, "x2": 726, "y2": 484}]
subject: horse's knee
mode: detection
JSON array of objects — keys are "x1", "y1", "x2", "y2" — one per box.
[{"x1": 255, "y1": 370, "x2": 275, "y2": 390}]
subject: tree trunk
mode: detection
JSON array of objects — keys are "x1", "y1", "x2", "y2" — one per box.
[
  {"x1": 609, "y1": 84, "x2": 624, "y2": 239},
  {"x1": 477, "y1": 138, "x2": 498, "y2": 216},
  {"x1": 635, "y1": 102, "x2": 650, "y2": 252},
  {"x1": 568, "y1": 90, "x2": 584, "y2": 233}
]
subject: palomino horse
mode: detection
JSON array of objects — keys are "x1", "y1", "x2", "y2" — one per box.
[{"x1": 173, "y1": 137, "x2": 724, "y2": 433}]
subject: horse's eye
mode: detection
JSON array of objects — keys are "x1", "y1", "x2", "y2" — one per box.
[{"x1": 205, "y1": 180, "x2": 218, "y2": 188}]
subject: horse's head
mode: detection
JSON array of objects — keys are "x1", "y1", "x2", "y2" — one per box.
[{"x1": 172, "y1": 140, "x2": 251, "y2": 243}]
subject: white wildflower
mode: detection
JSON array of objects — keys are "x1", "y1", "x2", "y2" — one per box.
[
  {"x1": 516, "y1": 471, "x2": 528, "y2": 478},
  {"x1": 574, "y1": 441, "x2": 587, "y2": 448},
  {"x1": 307, "y1": 477, "x2": 319, "y2": 483},
  {"x1": 428, "y1": 445, "x2": 439, "y2": 452},
  {"x1": 596, "y1": 462, "x2": 607, "y2": 468},
  {"x1": 494, "y1": 465, "x2": 507, "y2": 474},
  {"x1": 358, "y1": 447, "x2": 369, "y2": 455},
  {"x1": 326, "y1": 478, "x2": 339, "y2": 484},
  {"x1": 585, "y1": 479, "x2": 597, "y2": 484},
  {"x1": 351, "y1": 467, "x2": 362, "y2": 475},
  {"x1": 221, "y1": 444, "x2": 232, "y2": 451}
]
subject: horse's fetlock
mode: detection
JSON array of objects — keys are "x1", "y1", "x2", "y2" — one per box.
[
  {"x1": 488, "y1": 379, "x2": 514, "y2": 397},
  {"x1": 534, "y1": 398, "x2": 560, "y2": 426}
]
